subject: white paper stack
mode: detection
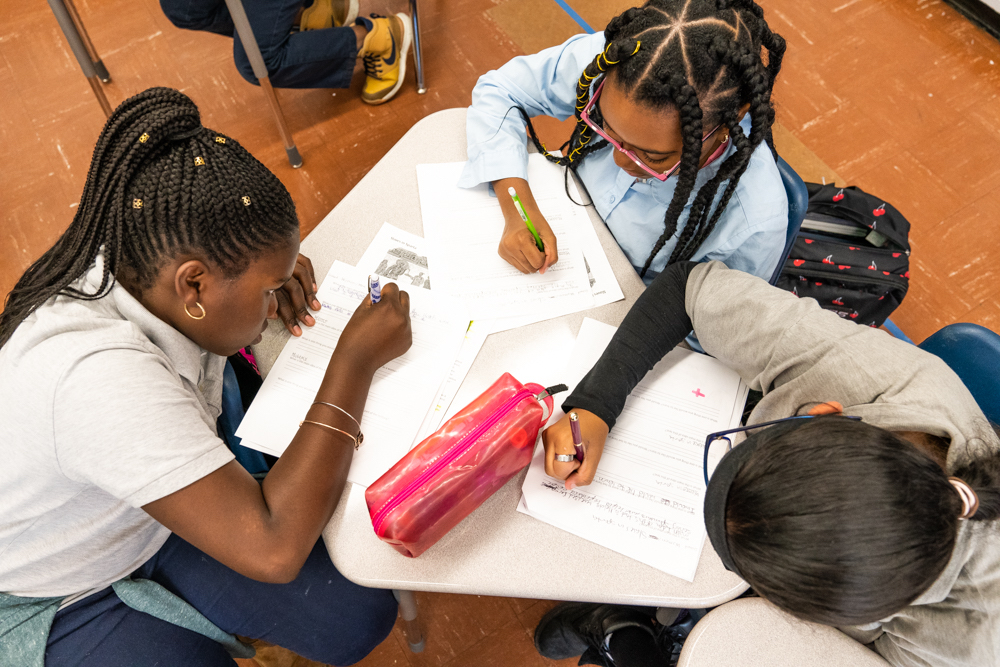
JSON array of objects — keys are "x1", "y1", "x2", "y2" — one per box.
[
  {"x1": 518, "y1": 318, "x2": 749, "y2": 582},
  {"x1": 418, "y1": 157, "x2": 596, "y2": 320},
  {"x1": 236, "y1": 261, "x2": 466, "y2": 487}
]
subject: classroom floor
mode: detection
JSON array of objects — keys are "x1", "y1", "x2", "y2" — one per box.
[{"x1": 2, "y1": 0, "x2": 999, "y2": 665}]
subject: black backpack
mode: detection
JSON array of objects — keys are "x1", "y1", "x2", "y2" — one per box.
[{"x1": 776, "y1": 184, "x2": 910, "y2": 328}]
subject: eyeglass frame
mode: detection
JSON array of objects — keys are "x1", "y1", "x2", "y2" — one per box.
[
  {"x1": 702, "y1": 414, "x2": 863, "y2": 486},
  {"x1": 579, "y1": 79, "x2": 724, "y2": 182}
]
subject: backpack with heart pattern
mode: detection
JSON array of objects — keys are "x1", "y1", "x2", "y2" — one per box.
[{"x1": 775, "y1": 183, "x2": 910, "y2": 328}]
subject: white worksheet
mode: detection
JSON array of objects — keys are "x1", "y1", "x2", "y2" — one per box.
[
  {"x1": 357, "y1": 223, "x2": 432, "y2": 290},
  {"x1": 492, "y1": 170, "x2": 624, "y2": 332},
  {"x1": 418, "y1": 157, "x2": 594, "y2": 320},
  {"x1": 236, "y1": 261, "x2": 465, "y2": 487},
  {"x1": 354, "y1": 223, "x2": 494, "y2": 446},
  {"x1": 518, "y1": 318, "x2": 749, "y2": 582},
  {"x1": 409, "y1": 317, "x2": 494, "y2": 446}
]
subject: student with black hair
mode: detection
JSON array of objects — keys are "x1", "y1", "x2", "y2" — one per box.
[
  {"x1": 460, "y1": 0, "x2": 788, "y2": 283},
  {"x1": 0, "y1": 88, "x2": 412, "y2": 666},
  {"x1": 537, "y1": 260, "x2": 1000, "y2": 667}
]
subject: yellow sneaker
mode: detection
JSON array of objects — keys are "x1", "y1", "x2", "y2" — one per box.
[
  {"x1": 300, "y1": 0, "x2": 358, "y2": 30},
  {"x1": 357, "y1": 13, "x2": 412, "y2": 105}
]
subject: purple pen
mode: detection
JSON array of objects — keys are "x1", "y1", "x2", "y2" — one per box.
[
  {"x1": 569, "y1": 412, "x2": 584, "y2": 462},
  {"x1": 368, "y1": 275, "x2": 381, "y2": 304}
]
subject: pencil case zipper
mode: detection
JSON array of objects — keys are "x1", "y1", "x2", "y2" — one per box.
[{"x1": 371, "y1": 387, "x2": 535, "y2": 534}]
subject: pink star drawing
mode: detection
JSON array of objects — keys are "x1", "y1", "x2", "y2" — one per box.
[{"x1": 692, "y1": 388, "x2": 705, "y2": 398}]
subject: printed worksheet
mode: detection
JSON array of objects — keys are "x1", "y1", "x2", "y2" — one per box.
[
  {"x1": 237, "y1": 262, "x2": 465, "y2": 487},
  {"x1": 518, "y1": 318, "x2": 749, "y2": 581},
  {"x1": 418, "y1": 157, "x2": 594, "y2": 320}
]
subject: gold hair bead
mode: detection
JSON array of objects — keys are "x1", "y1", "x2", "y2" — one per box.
[
  {"x1": 242, "y1": 196, "x2": 251, "y2": 206},
  {"x1": 132, "y1": 198, "x2": 143, "y2": 209},
  {"x1": 215, "y1": 136, "x2": 226, "y2": 144},
  {"x1": 139, "y1": 133, "x2": 149, "y2": 143},
  {"x1": 194, "y1": 156, "x2": 205, "y2": 166},
  {"x1": 631, "y1": 41, "x2": 641, "y2": 56}
]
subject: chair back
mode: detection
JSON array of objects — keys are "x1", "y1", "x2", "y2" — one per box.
[
  {"x1": 918, "y1": 323, "x2": 1000, "y2": 424},
  {"x1": 769, "y1": 156, "x2": 809, "y2": 285}
]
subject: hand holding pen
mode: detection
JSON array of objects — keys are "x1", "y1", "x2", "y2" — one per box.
[
  {"x1": 541, "y1": 409, "x2": 610, "y2": 490},
  {"x1": 492, "y1": 177, "x2": 559, "y2": 275}
]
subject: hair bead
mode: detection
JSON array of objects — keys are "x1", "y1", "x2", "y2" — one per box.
[
  {"x1": 132, "y1": 198, "x2": 143, "y2": 209},
  {"x1": 242, "y1": 195, "x2": 252, "y2": 206},
  {"x1": 194, "y1": 156, "x2": 205, "y2": 166},
  {"x1": 215, "y1": 136, "x2": 226, "y2": 144},
  {"x1": 139, "y1": 133, "x2": 149, "y2": 143}
]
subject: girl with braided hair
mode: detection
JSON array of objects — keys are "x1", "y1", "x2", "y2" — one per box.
[
  {"x1": 0, "y1": 88, "x2": 412, "y2": 666},
  {"x1": 460, "y1": 0, "x2": 788, "y2": 283}
]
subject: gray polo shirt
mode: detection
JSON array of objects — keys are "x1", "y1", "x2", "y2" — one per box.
[
  {"x1": 688, "y1": 261, "x2": 1000, "y2": 667},
  {"x1": 0, "y1": 260, "x2": 234, "y2": 599}
]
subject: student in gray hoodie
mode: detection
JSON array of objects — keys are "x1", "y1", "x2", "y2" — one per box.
[{"x1": 537, "y1": 260, "x2": 1000, "y2": 667}]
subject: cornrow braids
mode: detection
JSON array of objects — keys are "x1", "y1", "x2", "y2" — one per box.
[
  {"x1": 0, "y1": 87, "x2": 298, "y2": 348},
  {"x1": 527, "y1": 0, "x2": 786, "y2": 278}
]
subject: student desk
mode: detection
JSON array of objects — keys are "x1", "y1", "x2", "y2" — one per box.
[{"x1": 253, "y1": 108, "x2": 748, "y2": 609}]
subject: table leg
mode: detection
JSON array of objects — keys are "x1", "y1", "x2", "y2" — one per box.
[{"x1": 393, "y1": 589, "x2": 425, "y2": 653}]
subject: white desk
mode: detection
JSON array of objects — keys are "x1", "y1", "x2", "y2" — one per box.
[{"x1": 253, "y1": 108, "x2": 748, "y2": 608}]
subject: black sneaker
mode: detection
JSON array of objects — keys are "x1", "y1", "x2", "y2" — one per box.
[{"x1": 533, "y1": 603, "x2": 657, "y2": 665}]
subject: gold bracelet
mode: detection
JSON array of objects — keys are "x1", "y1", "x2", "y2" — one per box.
[
  {"x1": 299, "y1": 420, "x2": 363, "y2": 450},
  {"x1": 311, "y1": 401, "x2": 362, "y2": 431}
]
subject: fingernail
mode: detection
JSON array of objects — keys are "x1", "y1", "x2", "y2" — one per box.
[
  {"x1": 313, "y1": 283, "x2": 318, "y2": 292},
  {"x1": 292, "y1": 325, "x2": 302, "y2": 336},
  {"x1": 304, "y1": 314, "x2": 315, "y2": 326},
  {"x1": 566, "y1": 481, "x2": 575, "y2": 490},
  {"x1": 312, "y1": 299, "x2": 321, "y2": 310}
]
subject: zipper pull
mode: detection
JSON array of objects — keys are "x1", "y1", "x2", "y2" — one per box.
[{"x1": 536, "y1": 384, "x2": 568, "y2": 402}]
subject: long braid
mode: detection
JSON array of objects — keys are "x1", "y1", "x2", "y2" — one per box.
[
  {"x1": 640, "y1": 76, "x2": 704, "y2": 276},
  {"x1": 0, "y1": 87, "x2": 298, "y2": 348},
  {"x1": 668, "y1": 33, "x2": 774, "y2": 262}
]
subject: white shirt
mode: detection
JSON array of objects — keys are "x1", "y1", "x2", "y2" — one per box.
[{"x1": 0, "y1": 259, "x2": 233, "y2": 598}]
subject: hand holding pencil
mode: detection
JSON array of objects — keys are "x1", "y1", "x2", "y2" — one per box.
[{"x1": 493, "y1": 177, "x2": 559, "y2": 275}]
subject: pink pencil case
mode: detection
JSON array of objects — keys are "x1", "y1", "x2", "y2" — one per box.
[{"x1": 365, "y1": 373, "x2": 559, "y2": 558}]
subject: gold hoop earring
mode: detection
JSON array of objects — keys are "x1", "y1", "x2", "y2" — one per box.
[{"x1": 184, "y1": 302, "x2": 206, "y2": 320}]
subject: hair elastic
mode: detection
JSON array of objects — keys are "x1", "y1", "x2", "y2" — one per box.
[
  {"x1": 949, "y1": 477, "x2": 980, "y2": 519},
  {"x1": 173, "y1": 126, "x2": 203, "y2": 141}
]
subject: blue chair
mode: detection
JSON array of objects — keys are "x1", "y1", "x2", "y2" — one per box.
[
  {"x1": 769, "y1": 156, "x2": 809, "y2": 286},
  {"x1": 917, "y1": 323, "x2": 1000, "y2": 424}
]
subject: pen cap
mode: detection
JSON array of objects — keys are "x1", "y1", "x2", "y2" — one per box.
[{"x1": 507, "y1": 186, "x2": 516, "y2": 196}]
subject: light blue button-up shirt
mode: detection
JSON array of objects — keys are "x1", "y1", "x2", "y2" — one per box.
[{"x1": 458, "y1": 32, "x2": 788, "y2": 284}]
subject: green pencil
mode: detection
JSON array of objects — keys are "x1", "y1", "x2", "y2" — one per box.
[{"x1": 507, "y1": 186, "x2": 545, "y2": 252}]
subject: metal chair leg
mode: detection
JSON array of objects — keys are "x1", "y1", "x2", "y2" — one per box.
[
  {"x1": 47, "y1": 0, "x2": 112, "y2": 117},
  {"x1": 63, "y1": 0, "x2": 111, "y2": 83},
  {"x1": 393, "y1": 589, "x2": 425, "y2": 653},
  {"x1": 223, "y1": 0, "x2": 303, "y2": 168},
  {"x1": 409, "y1": 0, "x2": 426, "y2": 94}
]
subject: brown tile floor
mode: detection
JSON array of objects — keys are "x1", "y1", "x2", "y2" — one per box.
[{"x1": 4, "y1": 0, "x2": 1000, "y2": 665}]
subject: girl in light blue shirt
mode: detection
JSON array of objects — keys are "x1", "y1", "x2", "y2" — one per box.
[{"x1": 459, "y1": 0, "x2": 789, "y2": 284}]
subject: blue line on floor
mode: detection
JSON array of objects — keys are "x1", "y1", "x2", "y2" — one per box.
[
  {"x1": 883, "y1": 318, "x2": 914, "y2": 345},
  {"x1": 552, "y1": 0, "x2": 595, "y2": 33}
]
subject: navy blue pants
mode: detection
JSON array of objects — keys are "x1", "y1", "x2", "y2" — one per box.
[
  {"x1": 45, "y1": 534, "x2": 398, "y2": 666},
  {"x1": 159, "y1": 0, "x2": 357, "y2": 88}
]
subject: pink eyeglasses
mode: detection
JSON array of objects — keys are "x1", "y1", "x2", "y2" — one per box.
[{"x1": 580, "y1": 79, "x2": 727, "y2": 181}]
